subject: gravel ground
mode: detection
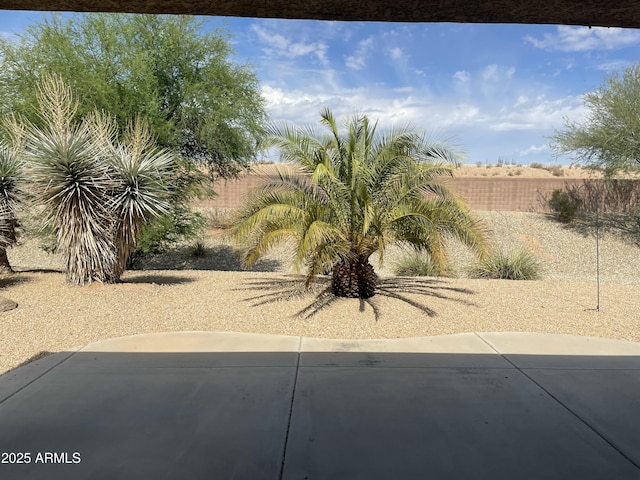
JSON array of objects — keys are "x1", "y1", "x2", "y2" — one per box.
[{"x1": 1, "y1": 210, "x2": 639, "y2": 375}]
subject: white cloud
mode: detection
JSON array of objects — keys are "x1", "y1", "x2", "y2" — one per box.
[
  {"x1": 388, "y1": 47, "x2": 404, "y2": 60},
  {"x1": 453, "y1": 71, "x2": 470, "y2": 83},
  {"x1": 345, "y1": 36, "x2": 374, "y2": 70},
  {"x1": 453, "y1": 70, "x2": 471, "y2": 97},
  {"x1": 0, "y1": 31, "x2": 17, "y2": 42},
  {"x1": 525, "y1": 26, "x2": 640, "y2": 52},
  {"x1": 482, "y1": 65, "x2": 515, "y2": 83},
  {"x1": 491, "y1": 95, "x2": 585, "y2": 133},
  {"x1": 259, "y1": 83, "x2": 585, "y2": 166},
  {"x1": 480, "y1": 65, "x2": 516, "y2": 98},
  {"x1": 514, "y1": 96, "x2": 528, "y2": 107},
  {"x1": 596, "y1": 60, "x2": 634, "y2": 72},
  {"x1": 519, "y1": 144, "x2": 549, "y2": 156},
  {"x1": 250, "y1": 24, "x2": 328, "y2": 65},
  {"x1": 393, "y1": 86, "x2": 414, "y2": 93}
]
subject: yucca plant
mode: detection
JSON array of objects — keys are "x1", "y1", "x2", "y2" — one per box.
[
  {"x1": 0, "y1": 140, "x2": 26, "y2": 272},
  {"x1": 233, "y1": 108, "x2": 486, "y2": 298},
  {"x1": 15, "y1": 75, "x2": 175, "y2": 284},
  {"x1": 103, "y1": 117, "x2": 174, "y2": 281},
  {"x1": 18, "y1": 77, "x2": 116, "y2": 285},
  {"x1": 471, "y1": 247, "x2": 541, "y2": 280}
]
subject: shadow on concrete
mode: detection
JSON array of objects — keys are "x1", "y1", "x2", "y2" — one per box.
[
  {"x1": 1, "y1": 348, "x2": 640, "y2": 480},
  {"x1": 238, "y1": 275, "x2": 477, "y2": 320}
]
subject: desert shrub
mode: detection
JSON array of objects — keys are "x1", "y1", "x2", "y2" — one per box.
[
  {"x1": 471, "y1": 248, "x2": 540, "y2": 280},
  {"x1": 548, "y1": 189, "x2": 581, "y2": 222},
  {"x1": 128, "y1": 207, "x2": 206, "y2": 267},
  {"x1": 392, "y1": 253, "x2": 453, "y2": 277},
  {"x1": 191, "y1": 240, "x2": 207, "y2": 257},
  {"x1": 206, "y1": 208, "x2": 237, "y2": 230},
  {"x1": 550, "y1": 166, "x2": 564, "y2": 177},
  {"x1": 530, "y1": 162, "x2": 546, "y2": 169}
]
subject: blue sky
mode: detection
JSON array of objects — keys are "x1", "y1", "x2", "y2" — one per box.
[{"x1": 2, "y1": 11, "x2": 640, "y2": 165}]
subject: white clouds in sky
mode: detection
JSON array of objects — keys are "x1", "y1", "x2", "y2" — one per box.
[
  {"x1": 387, "y1": 47, "x2": 404, "y2": 60},
  {"x1": 345, "y1": 36, "x2": 374, "y2": 70},
  {"x1": 250, "y1": 24, "x2": 328, "y2": 65},
  {"x1": 519, "y1": 144, "x2": 549, "y2": 156},
  {"x1": 596, "y1": 60, "x2": 634, "y2": 72},
  {"x1": 244, "y1": 20, "x2": 631, "y2": 164},
  {"x1": 525, "y1": 26, "x2": 640, "y2": 52}
]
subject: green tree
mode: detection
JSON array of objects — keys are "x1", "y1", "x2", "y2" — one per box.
[
  {"x1": 232, "y1": 109, "x2": 487, "y2": 299},
  {"x1": 0, "y1": 13, "x2": 266, "y2": 180},
  {"x1": 550, "y1": 64, "x2": 640, "y2": 176}
]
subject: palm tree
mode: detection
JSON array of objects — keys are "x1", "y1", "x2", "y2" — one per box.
[{"x1": 233, "y1": 109, "x2": 487, "y2": 298}]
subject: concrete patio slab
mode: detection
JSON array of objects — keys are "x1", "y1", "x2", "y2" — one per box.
[
  {"x1": 79, "y1": 331, "x2": 302, "y2": 353},
  {"x1": 283, "y1": 366, "x2": 640, "y2": 480},
  {"x1": 0, "y1": 349, "x2": 80, "y2": 403},
  {"x1": 0, "y1": 356, "x2": 296, "y2": 479},
  {"x1": 65, "y1": 331, "x2": 301, "y2": 368},
  {"x1": 300, "y1": 333, "x2": 512, "y2": 368},
  {"x1": 525, "y1": 368, "x2": 640, "y2": 468},
  {"x1": 1, "y1": 331, "x2": 640, "y2": 480},
  {"x1": 479, "y1": 332, "x2": 640, "y2": 369}
]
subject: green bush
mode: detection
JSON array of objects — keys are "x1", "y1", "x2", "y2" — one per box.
[
  {"x1": 128, "y1": 207, "x2": 207, "y2": 268},
  {"x1": 471, "y1": 248, "x2": 541, "y2": 280},
  {"x1": 392, "y1": 253, "x2": 453, "y2": 277},
  {"x1": 191, "y1": 240, "x2": 207, "y2": 257},
  {"x1": 548, "y1": 189, "x2": 581, "y2": 222}
]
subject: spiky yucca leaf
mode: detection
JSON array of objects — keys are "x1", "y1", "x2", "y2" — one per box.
[
  {"x1": 14, "y1": 76, "x2": 176, "y2": 284},
  {"x1": 26, "y1": 129, "x2": 116, "y2": 284},
  {"x1": 0, "y1": 141, "x2": 27, "y2": 261},
  {"x1": 0, "y1": 141, "x2": 27, "y2": 213},
  {"x1": 107, "y1": 118, "x2": 174, "y2": 280},
  {"x1": 20, "y1": 76, "x2": 117, "y2": 285}
]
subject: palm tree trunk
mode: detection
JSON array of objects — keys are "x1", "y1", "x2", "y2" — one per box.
[{"x1": 331, "y1": 255, "x2": 378, "y2": 298}]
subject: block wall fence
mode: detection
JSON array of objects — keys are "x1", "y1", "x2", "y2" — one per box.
[{"x1": 195, "y1": 170, "x2": 638, "y2": 213}]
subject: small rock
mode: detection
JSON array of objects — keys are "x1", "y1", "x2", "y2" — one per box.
[{"x1": 0, "y1": 296, "x2": 18, "y2": 312}]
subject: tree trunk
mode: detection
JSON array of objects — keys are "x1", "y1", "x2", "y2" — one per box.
[
  {"x1": 0, "y1": 247, "x2": 13, "y2": 274},
  {"x1": 331, "y1": 256, "x2": 378, "y2": 298},
  {"x1": 0, "y1": 221, "x2": 17, "y2": 273}
]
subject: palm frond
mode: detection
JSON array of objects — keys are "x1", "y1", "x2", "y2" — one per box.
[{"x1": 234, "y1": 108, "x2": 485, "y2": 292}]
